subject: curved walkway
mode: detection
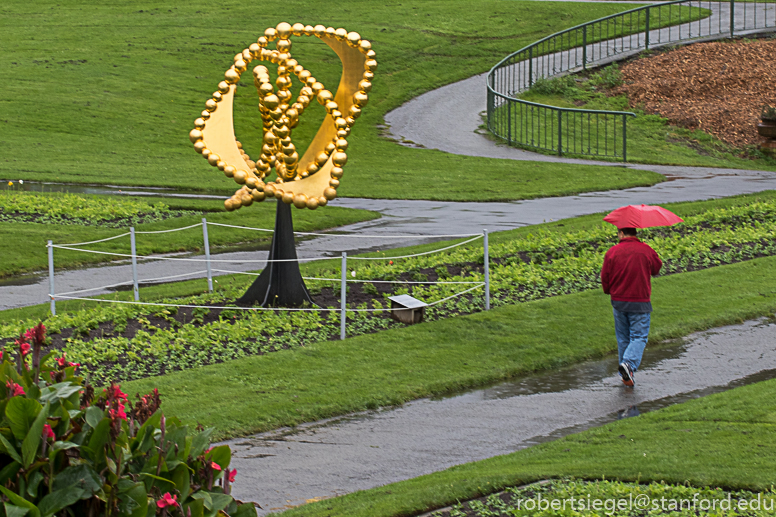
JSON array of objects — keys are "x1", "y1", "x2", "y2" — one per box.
[
  {"x1": 385, "y1": 1, "x2": 775, "y2": 166},
  {"x1": 230, "y1": 318, "x2": 776, "y2": 515}
]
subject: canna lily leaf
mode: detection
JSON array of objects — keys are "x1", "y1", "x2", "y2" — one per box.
[
  {"x1": 6, "y1": 397, "x2": 42, "y2": 441},
  {"x1": 22, "y1": 402, "x2": 49, "y2": 468},
  {"x1": 0, "y1": 486, "x2": 40, "y2": 517},
  {"x1": 0, "y1": 433, "x2": 22, "y2": 464}
]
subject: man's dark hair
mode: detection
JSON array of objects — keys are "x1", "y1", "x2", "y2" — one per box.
[{"x1": 619, "y1": 227, "x2": 637, "y2": 236}]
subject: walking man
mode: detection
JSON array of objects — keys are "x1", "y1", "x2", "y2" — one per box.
[{"x1": 601, "y1": 227, "x2": 662, "y2": 387}]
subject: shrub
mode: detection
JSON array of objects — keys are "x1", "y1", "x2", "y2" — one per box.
[
  {"x1": 528, "y1": 75, "x2": 577, "y2": 96},
  {"x1": 588, "y1": 64, "x2": 623, "y2": 89},
  {"x1": 0, "y1": 323, "x2": 257, "y2": 517}
]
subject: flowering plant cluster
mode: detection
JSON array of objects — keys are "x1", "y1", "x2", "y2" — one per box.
[{"x1": 0, "y1": 323, "x2": 257, "y2": 517}]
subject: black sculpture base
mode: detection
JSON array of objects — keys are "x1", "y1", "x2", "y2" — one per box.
[{"x1": 236, "y1": 201, "x2": 315, "y2": 307}]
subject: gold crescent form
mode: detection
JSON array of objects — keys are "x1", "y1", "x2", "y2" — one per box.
[{"x1": 189, "y1": 22, "x2": 377, "y2": 211}]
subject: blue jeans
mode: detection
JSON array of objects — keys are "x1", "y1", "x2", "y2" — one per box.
[{"x1": 613, "y1": 309, "x2": 651, "y2": 372}]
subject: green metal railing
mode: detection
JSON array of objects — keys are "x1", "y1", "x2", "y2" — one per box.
[{"x1": 486, "y1": 0, "x2": 776, "y2": 160}]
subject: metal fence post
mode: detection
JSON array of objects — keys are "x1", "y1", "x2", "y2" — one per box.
[
  {"x1": 202, "y1": 218, "x2": 213, "y2": 292},
  {"x1": 507, "y1": 101, "x2": 512, "y2": 144},
  {"x1": 47, "y1": 240, "x2": 56, "y2": 315},
  {"x1": 130, "y1": 227, "x2": 139, "y2": 302},
  {"x1": 557, "y1": 110, "x2": 563, "y2": 156},
  {"x1": 645, "y1": 7, "x2": 651, "y2": 49},
  {"x1": 582, "y1": 26, "x2": 587, "y2": 70},
  {"x1": 483, "y1": 230, "x2": 490, "y2": 311},
  {"x1": 623, "y1": 115, "x2": 628, "y2": 162},
  {"x1": 340, "y1": 252, "x2": 347, "y2": 340},
  {"x1": 528, "y1": 47, "x2": 533, "y2": 88},
  {"x1": 730, "y1": 0, "x2": 735, "y2": 35}
]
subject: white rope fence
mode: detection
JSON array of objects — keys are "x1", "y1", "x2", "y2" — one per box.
[{"x1": 45, "y1": 219, "x2": 492, "y2": 339}]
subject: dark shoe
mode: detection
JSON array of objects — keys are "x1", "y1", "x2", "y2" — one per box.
[{"x1": 619, "y1": 362, "x2": 635, "y2": 387}]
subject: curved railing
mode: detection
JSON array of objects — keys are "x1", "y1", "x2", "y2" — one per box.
[{"x1": 486, "y1": 0, "x2": 776, "y2": 161}]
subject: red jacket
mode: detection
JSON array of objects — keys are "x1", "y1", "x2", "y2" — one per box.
[{"x1": 601, "y1": 237, "x2": 662, "y2": 302}]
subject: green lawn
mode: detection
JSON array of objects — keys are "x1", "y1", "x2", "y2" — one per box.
[
  {"x1": 0, "y1": 0, "x2": 663, "y2": 201},
  {"x1": 281, "y1": 377, "x2": 776, "y2": 516},
  {"x1": 0, "y1": 194, "x2": 377, "y2": 278}
]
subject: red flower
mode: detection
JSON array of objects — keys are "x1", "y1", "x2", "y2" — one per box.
[
  {"x1": 56, "y1": 355, "x2": 66, "y2": 368},
  {"x1": 228, "y1": 469, "x2": 237, "y2": 483},
  {"x1": 109, "y1": 402, "x2": 127, "y2": 421},
  {"x1": 156, "y1": 493, "x2": 179, "y2": 508},
  {"x1": 110, "y1": 385, "x2": 128, "y2": 401},
  {"x1": 389, "y1": 260, "x2": 393, "y2": 265},
  {"x1": 43, "y1": 424, "x2": 55, "y2": 440},
  {"x1": 211, "y1": 461, "x2": 221, "y2": 471},
  {"x1": 5, "y1": 380, "x2": 24, "y2": 397}
]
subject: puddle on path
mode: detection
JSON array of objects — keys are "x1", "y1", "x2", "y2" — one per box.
[{"x1": 226, "y1": 319, "x2": 776, "y2": 515}]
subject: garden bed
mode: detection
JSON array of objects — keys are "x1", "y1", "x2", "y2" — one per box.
[{"x1": 3, "y1": 198, "x2": 776, "y2": 386}]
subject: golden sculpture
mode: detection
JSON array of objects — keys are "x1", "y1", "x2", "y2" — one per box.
[{"x1": 189, "y1": 22, "x2": 376, "y2": 211}]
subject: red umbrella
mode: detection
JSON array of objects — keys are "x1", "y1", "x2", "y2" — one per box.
[{"x1": 603, "y1": 204, "x2": 683, "y2": 229}]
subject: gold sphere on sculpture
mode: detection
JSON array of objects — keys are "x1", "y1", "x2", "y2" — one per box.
[
  {"x1": 292, "y1": 23, "x2": 305, "y2": 36},
  {"x1": 189, "y1": 129, "x2": 204, "y2": 143},
  {"x1": 224, "y1": 165, "x2": 235, "y2": 177},
  {"x1": 365, "y1": 60, "x2": 378, "y2": 72},
  {"x1": 234, "y1": 170, "x2": 248, "y2": 184},
  {"x1": 323, "y1": 187, "x2": 337, "y2": 200},
  {"x1": 277, "y1": 39, "x2": 292, "y2": 52},
  {"x1": 252, "y1": 189, "x2": 266, "y2": 201},
  {"x1": 293, "y1": 193, "x2": 307, "y2": 208},
  {"x1": 263, "y1": 94, "x2": 279, "y2": 110},
  {"x1": 353, "y1": 92, "x2": 369, "y2": 107},
  {"x1": 246, "y1": 176, "x2": 258, "y2": 188},
  {"x1": 318, "y1": 196, "x2": 328, "y2": 207},
  {"x1": 314, "y1": 25, "x2": 326, "y2": 36},
  {"x1": 194, "y1": 141, "x2": 206, "y2": 153},
  {"x1": 332, "y1": 152, "x2": 348, "y2": 167},
  {"x1": 306, "y1": 197, "x2": 319, "y2": 210},
  {"x1": 224, "y1": 68, "x2": 240, "y2": 84},
  {"x1": 347, "y1": 32, "x2": 361, "y2": 47},
  {"x1": 276, "y1": 22, "x2": 292, "y2": 38},
  {"x1": 358, "y1": 80, "x2": 372, "y2": 93},
  {"x1": 329, "y1": 178, "x2": 340, "y2": 188},
  {"x1": 317, "y1": 90, "x2": 333, "y2": 104},
  {"x1": 282, "y1": 191, "x2": 294, "y2": 204},
  {"x1": 336, "y1": 139, "x2": 348, "y2": 151},
  {"x1": 207, "y1": 153, "x2": 221, "y2": 166},
  {"x1": 264, "y1": 27, "x2": 278, "y2": 41},
  {"x1": 331, "y1": 167, "x2": 344, "y2": 178},
  {"x1": 334, "y1": 28, "x2": 347, "y2": 41},
  {"x1": 218, "y1": 81, "x2": 230, "y2": 93}
]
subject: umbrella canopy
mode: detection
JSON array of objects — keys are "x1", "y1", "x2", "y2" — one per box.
[{"x1": 603, "y1": 204, "x2": 684, "y2": 229}]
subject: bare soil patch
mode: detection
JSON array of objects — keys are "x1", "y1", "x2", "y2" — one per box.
[{"x1": 613, "y1": 39, "x2": 776, "y2": 148}]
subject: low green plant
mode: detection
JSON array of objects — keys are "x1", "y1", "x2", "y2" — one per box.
[
  {"x1": 0, "y1": 192, "x2": 194, "y2": 227},
  {"x1": 761, "y1": 105, "x2": 776, "y2": 122},
  {"x1": 588, "y1": 63, "x2": 623, "y2": 89},
  {"x1": 0, "y1": 323, "x2": 257, "y2": 517},
  {"x1": 528, "y1": 75, "x2": 578, "y2": 96}
]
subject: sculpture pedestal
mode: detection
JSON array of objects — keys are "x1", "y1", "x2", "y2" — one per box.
[{"x1": 236, "y1": 201, "x2": 315, "y2": 307}]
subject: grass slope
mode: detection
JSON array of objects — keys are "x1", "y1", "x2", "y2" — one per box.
[
  {"x1": 283, "y1": 377, "x2": 776, "y2": 516},
  {"x1": 0, "y1": 0, "x2": 661, "y2": 200},
  {"x1": 120, "y1": 254, "x2": 776, "y2": 440}
]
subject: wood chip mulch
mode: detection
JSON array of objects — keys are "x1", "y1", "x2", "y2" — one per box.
[{"x1": 611, "y1": 39, "x2": 776, "y2": 148}]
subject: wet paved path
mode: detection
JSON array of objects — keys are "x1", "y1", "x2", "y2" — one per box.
[
  {"x1": 4, "y1": 167, "x2": 776, "y2": 310},
  {"x1": 227, "y1": 318, "x2": 776, "y2": 514}
]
